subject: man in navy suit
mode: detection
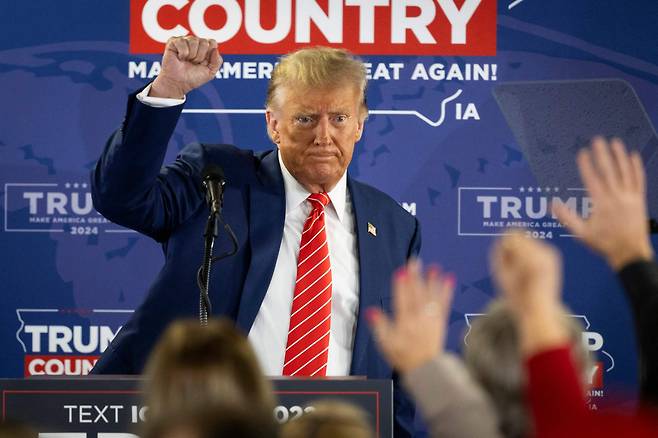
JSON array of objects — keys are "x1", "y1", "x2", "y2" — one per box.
[{"x1": 91, "y1": 38, "x2": 420, "y2": 436}]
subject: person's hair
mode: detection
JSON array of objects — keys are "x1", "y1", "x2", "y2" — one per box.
[
  {"x1": 142, "y1": 318, "x2": 275, "y2": 424},
  {"x1": 0, "y1": 420, "x2": 36, "y2": 438},
  {"x1": 463, "y1": 299, "x2": 592, "y2": 438},
  {"x1": 266, "y1": 46, "x2": 368, "y2": 116},
  {"x1": 281, "y1": 400, "x2": 373, "y2": 438},
  {"x1": 142, "y1": 405, "x2": 279, "y2": 438}
]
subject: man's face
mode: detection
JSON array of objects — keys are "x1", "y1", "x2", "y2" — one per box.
[{"x1": 266, "y1": 83, "x2": 365, "y2": 192}]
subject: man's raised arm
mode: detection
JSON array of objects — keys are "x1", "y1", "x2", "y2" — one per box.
[{"x1": 91, "y1": 37, "x2": 222, "y2": 241}]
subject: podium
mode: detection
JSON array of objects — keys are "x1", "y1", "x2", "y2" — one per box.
[{"x1": 0, "y1": 377, "x2": 392, "y2": 437}]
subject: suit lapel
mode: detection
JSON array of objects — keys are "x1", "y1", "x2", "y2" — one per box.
[
  {"x1": 348, "y1": 178, "x2": 385, "y2": 375},
  {"x1": 236, "y1": 149, "x2": 286, "y2": 332},
  {"x1": 235, "y1": 166, "x2": 387, "y2": 375}
]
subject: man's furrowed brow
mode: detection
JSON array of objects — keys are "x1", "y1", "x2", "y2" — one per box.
[
  {"x1": 293, "y1": 108, "x2": 318, "y2": 115},
  {"x1": 293, "y1": 106, "x2": 351, "y2": 115}
]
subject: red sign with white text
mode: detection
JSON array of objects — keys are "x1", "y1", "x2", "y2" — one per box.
[
  {"x1": 24, "y1": 355, "x2": 99, "y2": 377},
  {"x1": 130, "y1": 0, "x2": 497, "y2": 55}
]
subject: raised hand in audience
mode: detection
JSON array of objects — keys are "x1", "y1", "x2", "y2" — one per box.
[
  {"x1": 552, "y1": 137, "x2": 653, "y2": 270},
  {"x1": 490, "y1": 232, "x2": 569, "y2": 356},
  {"x1": 490, "y1": 234, "x2": 658, "y2": 437},
  {"x1": 366, "y1": 260, "x2": 454, "y2": 373},
  {"x1": 553, "y1": 138, "x2": 658, "y2": 406},
  {"x1": 367, "y1": 261, "x2": 502, "y2": 438}
]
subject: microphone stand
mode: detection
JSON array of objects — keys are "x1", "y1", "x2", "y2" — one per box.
[
  {"x1": 198, "y1": 212, "x2": 219, "y2": 325},
  {"x1": 196, "y1": 179, "x2": 239, "y2": 326}
]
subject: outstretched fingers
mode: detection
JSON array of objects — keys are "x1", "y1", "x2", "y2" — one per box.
[
  {"x1": 366, "y1": 307, "x2": 392, "y2": 345},
  {"x1": 591, "y1": 137, "x2": 618, "y2": 192},
  {"x1": 577, "y1": 148, "x2": 605, "y2": 200},
  {"x1": 630, "y1": 151, "x2": 646, "y2": 194},
  {"x1": 552, "y1": 199, "x2": 586, "y2": 238},
  {"x1": 610, "y1": 138, "x2": 633, "y2": 190}
]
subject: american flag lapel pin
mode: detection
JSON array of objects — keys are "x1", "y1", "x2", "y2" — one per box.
[{"x1": 367, "y1": 222, "x2": 377, "y2": 236}]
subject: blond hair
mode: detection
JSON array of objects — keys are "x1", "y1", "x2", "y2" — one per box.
[
  {"x1": 142, "y1": 319, "x2": 274, "y2": 422},
  {"x1": 281, "y1": 400, "x2": 374, "y2": 438},
  {"x1": 464, "y1": 299, "x2": 592, "y2": 438},
  {"x1": 266, "y1": 46, "x2": 368, "y2": 115}
]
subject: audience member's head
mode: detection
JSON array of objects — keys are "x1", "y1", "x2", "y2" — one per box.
[
  {"x1": 142, "y1": 318, "x2": 276, "y2": 436},
  {"x1": 281, "y1": 400, "x2": 373, "y2": 438},
  {"x1": 0, "y1": 420, "x2": 36, "y2": 438},
  {"x1": 142, "y1": 405, "x2": 278, "y2": 438},
  {"x1": 464, "y1": 298, "x2": 591, "y2": 438}
]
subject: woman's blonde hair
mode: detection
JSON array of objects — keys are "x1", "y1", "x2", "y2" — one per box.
[
  {"x1": 142, "y1": 318, "x2": 275, "y2": 422},
  {"x1": 464, "y1": 299, "x2": 592, "y2": 438},
  {"x1": 281, "y1": 400, "x2": 373, "y2": 438}
]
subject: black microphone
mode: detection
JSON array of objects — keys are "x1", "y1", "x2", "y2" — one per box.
[
  {"x1": 197, "y1": 163, "x2": 239, "y2": 324},
  {"x1": 202, "y1": 164, "x2": 225, "y2": 216}
]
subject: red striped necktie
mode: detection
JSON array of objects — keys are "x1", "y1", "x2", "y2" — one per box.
[{"x1": 282, "y1": 192, "x2": 332, "y2": 377}]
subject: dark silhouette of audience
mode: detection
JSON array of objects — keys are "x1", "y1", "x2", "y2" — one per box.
[
  {"x1": 281, "y1": 400, "x2": 373, "y2": 438},
  {"x1": 141, "y1": 319, "x2": 278, "y2": 438}
]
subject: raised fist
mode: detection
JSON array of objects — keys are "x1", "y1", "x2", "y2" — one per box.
[
  {"x1": 150, "y1": 36, "x2": 223, "y2": 99},
  {"x1": 491, "y1": 232, "x2": 562, "y2": 314},
  {"x1": 491, "y1": 232, "x2": 569, "y2": 355}
]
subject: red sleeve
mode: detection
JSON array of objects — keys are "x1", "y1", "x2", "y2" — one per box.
[
  {"x1": 525, "y1": 345, "x2": 658, "y2": 438},
  {"x1": 525, "y1": 345, "x2": 589, "y2": 437}
]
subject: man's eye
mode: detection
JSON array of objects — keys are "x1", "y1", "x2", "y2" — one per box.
[
  {"x1": 333, "y1": 115, "x2": 349, "y2": 123},
  {"x1": 295, "y1": 116, "x2": 314, "y2": 124}
]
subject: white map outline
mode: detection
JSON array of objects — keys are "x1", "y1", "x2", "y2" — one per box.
[
  {"x1": 182, "y1": 89, "x2": 464, "y2": 128},
  {"x1": 464, "y1": 312, "x2": 615, "y2": 372}
]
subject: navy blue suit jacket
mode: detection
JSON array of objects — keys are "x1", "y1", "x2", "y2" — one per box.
[{"x1": 91, "y1": 90, "x2": 421, "y2": 436}]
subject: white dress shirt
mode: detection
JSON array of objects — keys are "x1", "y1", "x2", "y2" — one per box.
[
  {"x1": 248, "y1": 154, "x2": 359, "y2": 376},
  {"x1": 138, "y1": 86, "x2": 360, "y2": 376}
]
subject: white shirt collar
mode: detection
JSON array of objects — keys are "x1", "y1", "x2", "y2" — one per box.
[{"x1": 277, "y1": 150, "x2": 347, "y2": 223}]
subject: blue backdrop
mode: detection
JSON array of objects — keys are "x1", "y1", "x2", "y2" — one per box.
[{"x1": 2, "y1": 1, "x2": 658, "y2": 418}]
